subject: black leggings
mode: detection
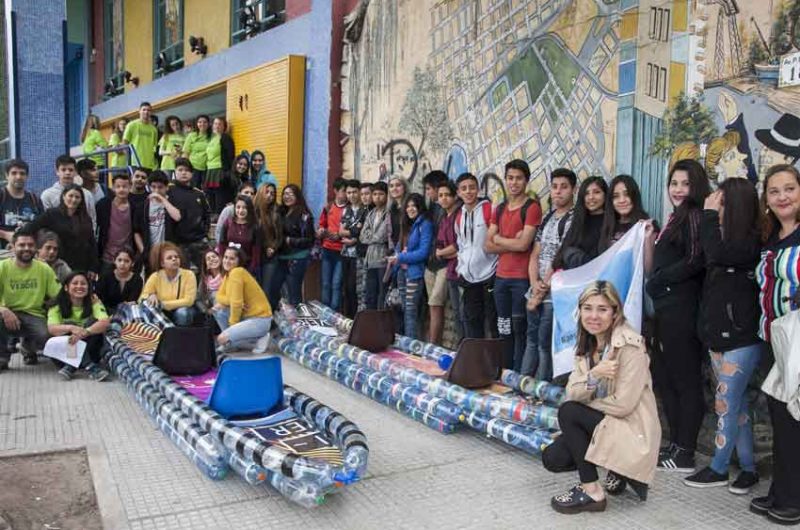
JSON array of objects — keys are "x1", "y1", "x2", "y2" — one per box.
[
  {"x1": 651, "y1": 301, "x2": 705, "y2": 452},
  {"x1": 768, "y1": 395, "x2": 800, "y2": 510},
  {"x1": 542, "y1": 401, "x2": 605, "y2": 483}
]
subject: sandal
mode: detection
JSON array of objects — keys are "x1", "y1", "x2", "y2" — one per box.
[{"x1": 551, "y1": 485, "x2": 607, "y2": 514}]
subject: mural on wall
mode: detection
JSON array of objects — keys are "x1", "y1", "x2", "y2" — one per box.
[{"x1": 340, "y1": 0, "x2": 800, "y2": 210}]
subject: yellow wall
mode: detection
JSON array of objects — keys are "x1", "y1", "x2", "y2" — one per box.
[
  {"x1": 184, "y1": 0, "x2": 231, "y2": 67},
  {"x1": 672, "y1": 0, "x2": 688, "y2": 32},
  {"x1": 226, "y1": 56, "x2": 306, "y2": 191},
  {"x1": 669, "y1": 61, "x2": 687, "y2": 102},
  {"x1": 124, "y1": 0, "x2": 154, "y2": 85},
  {"x1": 620, "y1": 10, "x2": 639, "y2": 40}
]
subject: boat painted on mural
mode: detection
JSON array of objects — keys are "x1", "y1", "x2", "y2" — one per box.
[
  {"x1": 104, "y1": 303, "x2": 368, "y2": 508},
  {"x1": 275, "y1": 301, "x2": 564, "y2": 457}
]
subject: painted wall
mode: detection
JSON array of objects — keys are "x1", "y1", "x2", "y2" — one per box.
[
  {"x1": 339, "y1": 0, "x2": 800, "y2": 223},
  {"x1": 123, "y1": 0, "x2": 153, "y2": 86},
  {"x1": 92, "y1": 0, "x2": 332, "y2": 219},
  {"x1": 8, "y1": 0, "x2": 66, "y2": 191},
  {"x1": 183, "y1": 0, "x2": 230, "y2": 67}
]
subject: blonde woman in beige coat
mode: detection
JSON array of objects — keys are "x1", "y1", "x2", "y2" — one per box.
[{"x1": 543, "y1": 280, "x2": 661, "y2": 515}]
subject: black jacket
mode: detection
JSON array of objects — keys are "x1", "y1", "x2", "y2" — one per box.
[
  {"x1": 646, "y1": 208, "x2": 704, "y2": 308},
  {"x1": 95, "y1": 271, "x2": 143, "y2": 314},
  {"x1": 280, "y1": 206, "x2": 315, "y2": 255},
  {"x1": 698, "y1": 210, "x2": 760, "y2": 350},
  {"x1": 220, "y1": 133, "x2": 235, "y2": 172},
  {"x1": 167, "y1": 183, "x2": 210, "y2": 244},
  {"x1": 96, "y1": 197, "x2": 136, "y2": 261},
  {"x1": 27, "y1": 207, "x2": 99, "y2": 273}
]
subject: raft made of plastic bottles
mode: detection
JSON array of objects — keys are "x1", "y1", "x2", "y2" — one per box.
[
  {"x1": 460, "y1": 410, "x2": 557, "y2": 457},
  {"x1": 278, "y1": 337, "x2": 458, "y2": 434},
  {"x1": 307, "y1": 301, "x2": 454, "y2": 366},
  {"x1": 277, "y1": 307, "x2": 560, "y2": 431},
  {"x1": 107, "y1": 304, "x2": 369, "y2": 495},
  {"x1": 499, "y1": 369, "x2": 565, "y2": 407}
]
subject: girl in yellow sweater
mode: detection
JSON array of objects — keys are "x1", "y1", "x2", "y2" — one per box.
[
  {"x1": 140, "y1": 242, "x2": 197, "y2": 326},
  {"x1": 212, "y1": 245, "x2": 273, "y2": 354}
]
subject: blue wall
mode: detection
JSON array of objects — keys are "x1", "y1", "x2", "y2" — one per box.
[
  {"x1": 91, "y1": 0, "x2": 332, "y2": 220},
  {"x1": 10, "y1": 0, "x2": 66, "y2": 192}
]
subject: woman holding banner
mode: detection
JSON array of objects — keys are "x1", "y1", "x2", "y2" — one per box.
[
  {"x1": 646, "y1": 159, "x2": 710, "y2": 473},
  {"x1": 552, "y1": 176, "x2": 607, "y2": 271},
  {"x1": 543, "y1": 281, "x2": 659, "y2": 514}
]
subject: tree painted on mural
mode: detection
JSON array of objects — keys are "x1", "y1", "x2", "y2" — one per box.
[
  {"x1": 399, "y1": 66, "x2": 453, "y2": 161},
  {"x1": 649, "y1": 93, "x2": 719, "y2": 158}
]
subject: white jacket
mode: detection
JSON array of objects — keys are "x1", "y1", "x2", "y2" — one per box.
[
  {"x1": 455, "y1": 199, "x2": 497, "y2": 284},
  {"x1": 763, "y1": 310, "x2": 800, "y2": 420}
]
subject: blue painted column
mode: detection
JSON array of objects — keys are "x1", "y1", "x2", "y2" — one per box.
[{"x1": 9, "y1": 0, "x2": 66, "y2": 192}]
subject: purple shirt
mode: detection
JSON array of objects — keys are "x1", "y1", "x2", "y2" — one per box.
[
  {"x1": 103, "y1": 202, "x2": 132, "y2": 263},
  {"x1": 437, "y1": 210, "x2": 459, "y2": 281}
]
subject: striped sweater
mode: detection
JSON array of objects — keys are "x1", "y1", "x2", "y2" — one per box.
[{"x1": 756, "y1": 230, "x2": 800, "y2": 341}]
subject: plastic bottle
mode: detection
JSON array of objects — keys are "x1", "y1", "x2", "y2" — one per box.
[
  {"x1": 155, "y1": 415, "x2": 228, "y2": 480},
  {"x1": 265, "y1": 471, "x2": 325, "y2": 508},
  {"x1": 228, "y1": 453, "x2": 268, "y2": 485}
]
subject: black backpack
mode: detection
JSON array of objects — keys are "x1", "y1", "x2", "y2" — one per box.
[
  {"x1": 495, "y1": 197, "x2": 535, "y2": 228},
  {"x1": 153, "y1": 325, "x2": 216, "y2": 375},
  {"x1": 540, "y1": 208, "x2": 572, "y2": 242}
]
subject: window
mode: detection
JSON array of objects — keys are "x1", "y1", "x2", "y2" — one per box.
[
  {"x1": 154, "y1": 0, "x2": 184, "y2": 77},
  {"x1": 660, "y1": 66, "x2": 667, "y2": 102},
  {"x1": 104, "y1": 0, "x2": 125, "y2": 93},
  {"x1": 649, "y1": 7, "x2": 670, "y2": 42},
  {"x1": 231, "y1": 0, "x2": 286, "y2": 45},
  {"x1": 645, "y1": 62, "x2": 667, "y2": 101}
]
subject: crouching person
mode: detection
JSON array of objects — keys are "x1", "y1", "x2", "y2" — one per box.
[
  {"x1": 0, "y1": 228, "x2": 61, "y2": 371},
  {"x1": 542, "y1": 280, "x2": 660, "y2": 514},
  {"x1": 140, "y1": 242, "x2": 197, "y2": 326},
  {"x1": 212, "y1": 246, "x2": 272, "y2": 355},
  {"x1": 47, "y1": 271, "x2": 110, "y2": 381}
]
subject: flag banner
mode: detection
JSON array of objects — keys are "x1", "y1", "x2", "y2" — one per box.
[{"x1": 550, "y1": 221, "x2": 646, "y2": 377}]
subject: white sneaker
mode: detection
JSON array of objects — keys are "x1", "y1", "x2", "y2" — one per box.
[{"x1": 253, "y1": 334, "x2": 271, "y2": 354}]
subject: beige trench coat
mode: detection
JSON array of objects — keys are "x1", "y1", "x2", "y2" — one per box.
[{"x1": 566, "y1": 323, "x2": 661, "y2": 484}]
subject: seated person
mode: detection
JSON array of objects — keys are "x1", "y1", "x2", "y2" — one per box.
[
  {"x1": 36, "y1": 230, "x2": 72, "y2": 282},
  {"x1": 140, "y1": 242, "x2": 197, "y2": 326},
  {"x1": 0, "y1": 228, "x2": 62, "y2": 371},
  {"x1": 542, "y1": 280, "x2": 660, "y2": 514},
  {"x1": 95, "y1": 248, "x2": 143, "y2": 315},
  {"x1": 47, "y1": 271, "x2": 111, "y2": 381},
  {"x1": 212, "y1": 246, "x2": 273, "y2": 354},
  {"x1": 197, "y1": 248, "x2": 222, "y2": 314}
]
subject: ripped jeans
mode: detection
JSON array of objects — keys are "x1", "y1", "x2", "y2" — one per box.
[{"x1": 709, "y1": 342, "x2": 763, "y2": 475}]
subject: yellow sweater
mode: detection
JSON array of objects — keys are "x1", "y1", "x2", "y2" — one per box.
[
  {"x1": 216, "y1": 267, "x2": 272, "y2": 324},
  {"x1": 140, "y1": 269, "x2": 197, "y2": 310}
]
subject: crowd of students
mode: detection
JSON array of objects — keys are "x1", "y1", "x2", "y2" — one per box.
[{"x1": 1, "y1": 139, "x2": 799, "y2": 522}]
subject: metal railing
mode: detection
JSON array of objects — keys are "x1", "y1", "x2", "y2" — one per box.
[{"x1": 75, "y1": 144, "x2": 143, "y2": 186}]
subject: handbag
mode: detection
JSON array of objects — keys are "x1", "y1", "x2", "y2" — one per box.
[
  {"x1": 765, "y1": 310, "x2": 800, "y2": 420},
  {"x1": 348, "y1": 309, "x2": 395, "y2": 352},
  {"x1": 445, "y1": 338, "x2": 504, "y2": 388},
  {"x1": 385, "y1": 287, "x2": 402, "y2": 309},
  {"x1": 153, "y1": 325, "x2": 216, "y2": 375}
]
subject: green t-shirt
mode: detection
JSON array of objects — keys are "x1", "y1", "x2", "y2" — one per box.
[
  {"x1": 82, "y1": 129, "x2": 108, "y2": 166},
  {"x1": 159, "y1": 133, "x2": 185, "y2": 170},
  {"x1": 109, "y1": 132, "x2": 127, "y2": 168},
  {"x1": 206, "y1": 134, "x2": 222, "y2": 170},
  {"x1": 47, "y1": 300, "x2": 108, "y2": 327},
  {"x1": 182, "y1": 132, "x2": 209, "y2": 171},
  {"x1": 0, "y1": 259, "x2": 62, "y2": 318},
  {"x1": 123, "y1": 119, "x2": 158, "y2": 169}
]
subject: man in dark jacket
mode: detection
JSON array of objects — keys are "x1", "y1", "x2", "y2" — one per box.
[
  {"x1": 96, "y1": 173, "x2": 136, "y2": 274},
  {"x1": 168, "y1": 158, "x2": 210, "y2": 272}
]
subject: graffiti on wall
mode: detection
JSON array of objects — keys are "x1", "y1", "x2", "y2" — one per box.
[{"x1": 340, "y1": 0, "x2": 800, "y2": 212}]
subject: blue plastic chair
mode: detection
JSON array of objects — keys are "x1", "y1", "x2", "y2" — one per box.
[{"x1": 208, "y1": 356, "x2": 284, "y2": 420}]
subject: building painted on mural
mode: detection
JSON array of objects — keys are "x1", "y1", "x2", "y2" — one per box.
[{"x1": 339, "y1": 0, "x2": 800, "y2": 223}]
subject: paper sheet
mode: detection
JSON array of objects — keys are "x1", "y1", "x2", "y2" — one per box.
[{"x1": 43, "y1": 336, "x2": 86, "y2": 368}]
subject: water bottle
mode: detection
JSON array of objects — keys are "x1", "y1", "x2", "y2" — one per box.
[
  {"x1": 228, "y1": 453, "x2": 268, "y2": 485},
  {"x1": 155, "y1": 415, "x2": 228, "y2": 480},
  {"x1": 266, "y1": 471, "x2": 325, "y2": 508}
]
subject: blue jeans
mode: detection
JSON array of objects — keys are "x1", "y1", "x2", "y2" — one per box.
[
  {"x1": 213, "y1": 307, "x2": 272, "y2": 351},
  {"x1": 271, "y1": 257, "x2": 310, "y2": 306},
  {"x1": 320, "y1": 248, "x2": 343, "y2": 311},
  {"x1": 709, "y1": 342, "x2": 763, "y2": 474},
  {"x1": 398, "y1": 268, "x2": 424, "y2": 339},
  {"x1": 165, "y1": 306, "x2": 195, "y2": 327},
  {"x1": 522, "y1": 300, "x2": 554, "y2": 380},
  {"x1": 493, "y1": 277, "x2": 529, "y2": 370}
]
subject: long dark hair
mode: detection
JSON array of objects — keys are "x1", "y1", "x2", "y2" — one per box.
[
  {"x1": 718, "y1": 178, "x2": 760, "y2": 244},
  {"x1": 553, "y1": 176, "x2": 608, "y2": 269},
  {"x1": 400, "y1": 193, "x2": 428, "y2": 247},
  {"x1": 663, "y1": 159, "x2": 711, "y2": 243},
  {"x1": 234, "y1": 154, "x2": 250, "y2": 177},
  {"x1": 196, "y1": 114, "x2": 212, "y2": 140},
  {"x1": 163, "y1": 115, "x2": 182, "y2": 135},
  {"x1": 760, "y1": 164, "x2": 800, "y2": 242},
  {"x1": 59, "y1": 184, "x2": 92, "y2": 233},
  {"x1": 54, "y1": 271, "x2": 95, "y2": 321},
  {"x1": 599, "y1": 175, "x2": 649, "y2": 251},
  {"x1": 281, "y1": 184, "x2": 311, "y2": 216}
]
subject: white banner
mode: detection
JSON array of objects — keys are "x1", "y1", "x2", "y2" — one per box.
[{"x1": 550, "y1": 221, "x2": 646, "y2": 377}]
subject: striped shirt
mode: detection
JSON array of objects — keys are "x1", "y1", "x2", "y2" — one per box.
[{"x1": 756, "y1": 226, "x2": 800, "y2": 341}]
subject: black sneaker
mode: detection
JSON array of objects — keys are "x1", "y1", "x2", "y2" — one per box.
[
  {"x1": 751, "y1": 495, "x2": 773, "y2": 516},
  {"x1": 658, "y1": 447, "x2": 695, "y2": 472},
  {"x1": 550, "y1": 485, "x2": 607, "y2": 514},
  {"x1": 86, "y1": 363, "x2": 110, "y2": 382},
  {"x1": 0, "y1": 358, "x2": 8, "y2": 372},
  {"x1": 729, "y1": 471, "x2": 759, "y2": 495},
  {"x1": 684, "y1": 466, "x2": 728, "y2": 488},
  {"x1": 768, "y1": 506, "x2": 800, "y2": 526},
  {"x1": 658, "y1": 442, "x2": 675, "y2": 459},
  {"x1": 58, "y1": 365, "x2": 76, "y2": 381}
]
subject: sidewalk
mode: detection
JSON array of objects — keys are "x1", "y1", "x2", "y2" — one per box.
[{"x1": 0, "y1": 352, "x2": 769, "y2": 529}]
